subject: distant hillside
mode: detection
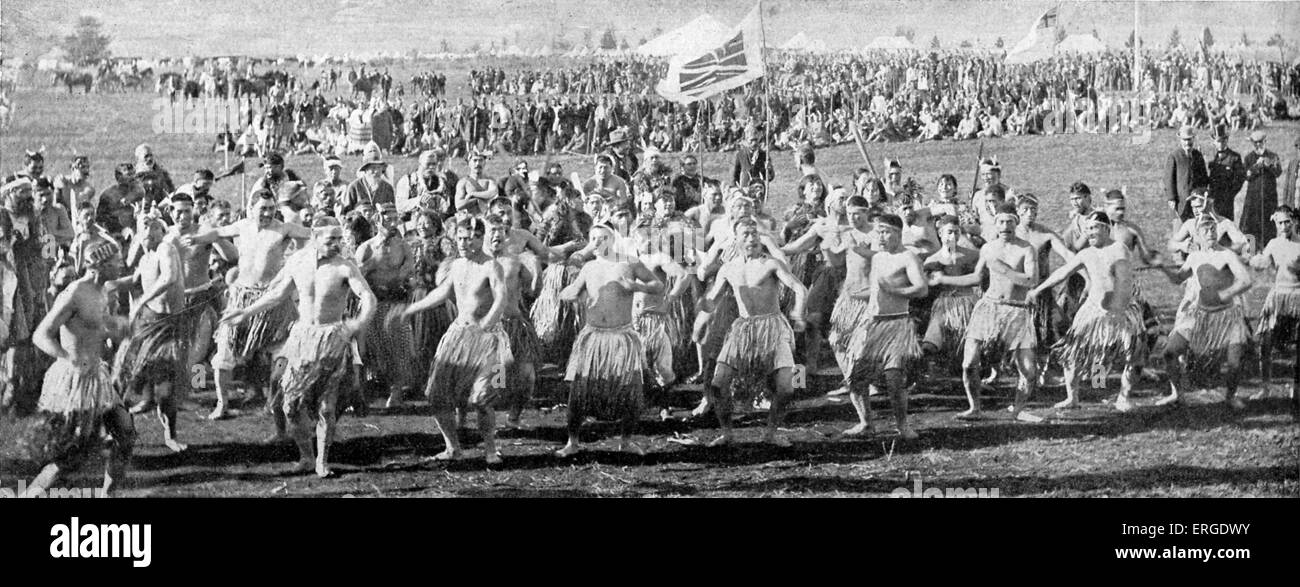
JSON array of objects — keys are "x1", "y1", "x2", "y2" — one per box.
[{"x1": 3, "y1": 0, "x2": 1297, "y2": 62}]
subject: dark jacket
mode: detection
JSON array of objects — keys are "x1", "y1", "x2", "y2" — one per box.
[{"x1": 1165, "y1": 147, "x2": 1208, "y2": 220}]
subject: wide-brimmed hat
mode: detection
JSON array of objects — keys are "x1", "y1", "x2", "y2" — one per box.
[
  {"x1": 322, "y1": 156, "x2": 343, "y2": 169},
  {"x1": 1177, "y1": 125, "x2": 1195, "y2": 140},
  {"x1": 358, "y1": 149, "x2": 387, "y2": 172},
  {"x1": 606, "y1": 127, "x2": 632, "y2": 146}
]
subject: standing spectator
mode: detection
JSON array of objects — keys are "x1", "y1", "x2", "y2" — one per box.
[
  {"x1": 1241, "y1": 130, "x2": 1284, "y2": 246},
  {"x1": 671, "y1": 154, "x2": 710, "y2": 213},
  {"x1": 1165, "y1": 125, "x2": 1209, "y2": 221},
  {"x1": 1283, "y1": 133, "x2": 1300, "y2": 210},
  {"x1": 54, "y1": 155, "x2": 95, "y2": 212},
  {"x1": 1207, "y1": 126, "x2": 1247, "y2": 220},
  {"x1": 732, "y1": 125, "x2": 774, "y2": 187}
]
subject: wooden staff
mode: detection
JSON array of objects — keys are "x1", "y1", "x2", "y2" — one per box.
[{"x1": 970, "y1": 140, "x2": 985, "y2": 196}]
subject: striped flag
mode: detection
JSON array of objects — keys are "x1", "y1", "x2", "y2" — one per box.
[
  {"x1": 1005, "y1": 4, "x2": 1061, "y2": 64},
  {"x1": 657, "y1": 4, "x2": 765, "y2": 104}
]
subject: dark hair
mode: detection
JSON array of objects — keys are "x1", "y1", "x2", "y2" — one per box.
[
  {"x1": 935, "y1": 214, "x2": 960, "y2": 229},
  {"x1": 484, "y1": 213, "x2": 511, "y2": 229},
  {"x1": 1085, "y1": 211, "x2": 1112, "y2": 225},
  {"x1": 171, "y1": 194, "x2": 194, "y2": 205},
  {"x1": 488, "y1": 196, "x2": 513, "y2": 210},
  {"x1": 995, "y1": 202, "x2": 1020, "y2": 216},
  {"x1": 347, "y1": 213, "x2": 374, "y2": 242},
  {"x1": 194, "y1": 169, "x2": 215, "y2": 181},
  {"x1": 985, "y1": 184, "x2": 1006, "y2": 201},
  {"x1": 33, "y1": 177, "x2": 54, "y2": 191},
  {"x1": 595, "y1": 154, "x2": 615, "y2": 166},
  {"x1": 253, "y1": 189, "x2": 276, "y2": 202},
  {"x1": 454, "y1": 215, "x2": 486, "y2": 237},
  {"x1": 875, "y1": 213, "x2": 904, "y2": 230},
  {"x1": 797, "y1": 174, "x2": 828, "y2": 206},
  {"x1": 798, "y1": 147, "x2": 816, "y2": 166},
  {"x1": 1104, "y1": 189, "x2": 1125, "y2": 201},
  {"x1": 937, "y1": 174, "x2": 958, "y2": 188},
  {"x1": 1069, "y1": 182, "x2": 1091, "y2": 197},
  {"x1": 845, "y1": 195, "x2": 871, "y2": 209},
  {"x1": 732, "y1": 216, "x2": 759, "y2": 233}
]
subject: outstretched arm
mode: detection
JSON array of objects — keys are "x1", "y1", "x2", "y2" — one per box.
[
  {"x1": 880, "y1": 253, "x2": 930, "y2": 299},
  {"x1": 220, "y1": 268, "x2": 295, "y2": 325},
  {"x1": 1029, "y1": 253, "x2": 1087, "y2": 298},
  {"x1": 1218, "y1": 251, "x2": 1255, "y2": 303},
  {"x1": 405, "y1": 271, "x2": 455, "y2": 316}
]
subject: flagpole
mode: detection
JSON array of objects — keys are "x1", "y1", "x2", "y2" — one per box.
[
  {"x1": 758, "y1": 0, "x2": 772, "y2": 192},
  {"x1": 1132, "y1": 0, "x2": 1140, "y2": 93}
]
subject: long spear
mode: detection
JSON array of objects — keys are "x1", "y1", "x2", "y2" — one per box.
[{"x1": 970, "y1": 140, "x2": 985, "y2": 196}]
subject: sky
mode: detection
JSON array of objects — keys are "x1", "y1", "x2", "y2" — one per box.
[{"x1": 2, "y1": 0, "x2": 1298, "y2": 60}]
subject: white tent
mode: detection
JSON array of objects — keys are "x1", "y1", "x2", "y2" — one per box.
[
  {"x1": 636, "y1": 14, "x2": 731, "y2": 57},
  {"x1": 36, "y1": 47, "x2": 71, "y2": 71},
  {"x1": 536, "y1": 45, "x2": 554, "y2": 57},
  {"x1": 862, "y1": 36, "x2": 917, "y2": 52},
  {"x1": 781, "y1": 32, "x2": 811, "y2": 50},
  {"x1": 1055, "y1": 34, "x2": 1106, "y2": 54}
]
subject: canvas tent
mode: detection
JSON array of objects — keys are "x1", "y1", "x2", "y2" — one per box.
[
  {"x1": 1055, "y1": 34, "x2": 1105, "y2": 54},
  {"x1": 781, "y1": 32, "x2": 829, "y2": 53},
  {"x1": 636, "y1": 14, "x2": 731, "y2": 57},
  {"x1": 36, "y1": 47, "x2": 71, "y2": 71}
]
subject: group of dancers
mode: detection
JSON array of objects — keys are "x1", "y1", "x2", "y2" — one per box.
[{"x1": 12, "y1": 145, "x2": 1300, "y2": 497}]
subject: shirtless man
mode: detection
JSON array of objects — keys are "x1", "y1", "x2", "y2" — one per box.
[
  {"x1": 826, "y1": 197, "x2": 877, "y2": 387},
  {"x1": 1029, "y1": 212, "x2": 1145, "y2": 411},
  {"x1": 1167, "y1": 189, "x2": 1251, "y2": 257},
  {"x1": 166, "y1": 194, "x2": 231, "y2": 384},
  {"x1": 582, "y1": 155, "x2": 630, "y2": 209},
  {"x1": 683, "y1": 181, "x2": 726, "y2": 237},
  {"x1": 484, "y1": 213, "x2": 542, "y2": 430},
  {"x1": 633, "y1": 237, "x2": 693, "y2": 420},
  {"x1": 181, "y1": 191, "x2": 311, "y2": 420},
  {"x1": 557, "y1": 224, "x2": 663, "y2": 456},
  {"x1": 895, "y1": 193, "x2": 938, "y2": 256},
  {"x1": 1161, "y1": 213, "x2": 1254, "y2": 409},
  {"x1": 781, "y1": 187, "x2": 850, "y2": 376},
  {"x1": 454, "y1": 150, "x2": 500, "y2": 215},
  {"x1": 355, "y1": 202, "x2": 416, "y2": 409},
  {"x1": 404, "y1": 216, "x2": 509, "y2": 464},
  {"x1": 111, "y1": 217, "x2": 190, "y2": 452},
  {"x1": 953, "y1": 203, "x2": 1044, "y2": 422},
  {"x1": 1248, "y1": 207, "x2": 1300, "y2": 412},
  {"x1": 21, "y1": 242, "x2": 134, "y2": 496},
  {"x1": 220, "y1": 218, "x2": 376, "y2": 477},
  {"x1": 844, "y1": 214, "x2": 928, "y2": 439},
  {"x1": 1015, "y1": 194, "x2": 1076, "y2": 380},
  {"x1": 699, "y1": 218, "x2": 806, "y2": 447},
  {"x1": 922, "y1": 215, "x2": 981, "y2": 372}
]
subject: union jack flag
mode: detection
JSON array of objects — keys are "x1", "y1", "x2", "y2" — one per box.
[
  {"x1": 657, "y1": 4, "x2": 765, "y2": 104},
  {"x1": 677, "y1": 33, "x2": 751, "y2": 96}
]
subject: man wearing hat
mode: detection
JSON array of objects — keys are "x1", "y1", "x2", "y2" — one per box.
[
  {"x1": 606, "y1": 127, "x2": 638, "y2": 183},
  {"x1": 1165, "y1": 125, "x2": 1209, "y2": 221},
  {"x1": 1207, "y1": 126, "x2": 1246, "y2": 220},
  {"x1": 250, "y1": 152, "x2": 301, "y2": 196},
  {"x1": 395, "y1": 149, "x2": 455, "y2": 216},
  {"x1": 731, "y1": 124, "x2": 774, "y2": 187},
  {"x1": 1241, "y1": 130, "x2": 1284, "y2": 245},
  {"x1": 342, "y1": 149, "x2": 395, "y2": 215}
]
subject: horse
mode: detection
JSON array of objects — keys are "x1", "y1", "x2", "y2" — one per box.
[
  {"x1": 53, "y1": 70, "x2": 94, "y2": 94},
  {"x1": 351, "y1": 72, "x2": 381, "y2": 101}
]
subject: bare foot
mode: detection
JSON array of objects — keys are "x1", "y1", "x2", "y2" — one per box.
[
  {"x1": 843, "y1": 422, "x2": 875, "y2": 436},
  {"x1": 554, "y1": 443, "x2": 582, "y2": 458},
  {"x1": 1052, "y1": 399, "x2": 1081, "y2": 410},
  {"x1": 825, "y1": 385, "x2": 850, "y2": 396},
  {"x1": 129, "y1": 399, "x2": 156, "y2": 415},
  {"x1": 164, "y1": 439, "x2": 189, "y2": 453},
  {"x1": 262, "y1": 433, "x2": 291, "y2": 445},
  {"x1": 206, "y1": 404, "x2": 229, "y2": 421},
  {"x1": 1114, "y1": 396, "x2": 1136, "y2": 412},
  {"x1": 426, "y1": 448, "x2": 461, "y2": 462},
  {"x1": 896, "y1": 425, "x2": 919, "y2": 440},
  {"x1": 485, "y1": 450, "x2": 503, "y2": 465},
  {"x1": 689, "y1": 399, "x2": 712, "y2": 418},
  {"x1": 1014, "y1": 410, "x2": 1045, "y2": 423},
  {"x1": 955, "y1": 409, "x2": 983, "y2": 421},
  {"x1": 315, "y1": 463, "x2": 334, "y2": 478},
  {"x1": 706, "y1": 434, "x2": 732, "y2": 447},
  {"x1": 385, "y1": 394, "x2": 404, "y2": 410},
  {"x1": 1154, "y1": 393, "x2": 1182, "y2": 407}
]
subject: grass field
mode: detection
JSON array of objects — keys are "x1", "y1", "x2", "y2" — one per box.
[{"x1": 0, "y1": 82, "x2": 1297, "y2": 497}]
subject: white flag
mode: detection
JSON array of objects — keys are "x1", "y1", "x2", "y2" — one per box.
[
  {"x1": 1005, "y1": 4, "x2": 1060, "y2": 65},
  {"x1": 657, "y1": 4, "x2": 765, "y2": 104}
]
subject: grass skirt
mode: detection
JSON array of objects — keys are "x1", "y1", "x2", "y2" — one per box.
[
  {"x1": 565, "y1": 324, "x2": 645, "y2": 422},
  {"x1": 922, "y1": 289, "x2": 979, "y2": 358},
  {"x1": 531, "y1": 263, "x2": 585, "y2": 365},
  {"x1": 635, "y1": 311, "x2": 677, "y2": 386},
  {"x1": 827, "y1": 294, "x2": 871, "y2": 376},
  {"x1": 20, "y1": 358, "x2": 124, "y2": 467},
  {"x1": 1255, "y1": 288, "x2": 1300, "y2": 336},
  {"x1": 113, "y1": 306, "x2": 194, "y2": 397},
  {"x1": 1171, "y1": 301, "x2": 1251, "y2": 378},
  {"x1": 410, "y1": 289, "x2": 454, "y2": 384},
  {"x1": 848, "y1": 313, "x2": 922, "y2": 385},
  {"x1": 718, "y1": 313, "x2": 796, "y2": 402},
  {"x1": 426, "y1": 320, "x2": 511, "y2": 411},
  {"x1": 279, "y1": 322, "x2": 351, "y2": 420},
  {"x1": 363, "y1": 300, "x2": 415, "y2": 390},
  {"x1": 216, "y1": 283, "x2": 295, "y2": 358},
  {"x1": 501, "y1": 314, "x2": 541, "y2": 406},
  {"x1": 700, "y1": 286, "x2": 739, "y2": 358},
  {"x1": 1051, "y1": 301, "x2": 1147, "y2": 372},
  {"x1": 804, "y1": 263, "x2": 846, "y2": 329},
  {"x1": 965, "y1": 297, "x2": 1037, "y2": 354}
]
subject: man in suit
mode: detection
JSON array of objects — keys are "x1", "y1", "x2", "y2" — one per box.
[
  {"x1": 1207, "y1": 125, "x2": 1246, "y2": 220},
  {"x1": 1166, "y1": 125, "x2": 1209, "y2": 221},
  {"x1": 1241, "y1": 130, "x2": 1284, "y2": 246},
  {"x1": 1283, "y1": 133, "x2": 1300, "y2": 211}
]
